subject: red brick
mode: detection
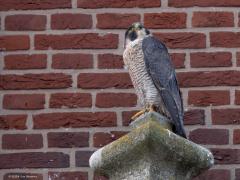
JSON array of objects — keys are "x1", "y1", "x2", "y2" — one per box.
[
  {"x1": 210, "y1": 32, "x2": 240, "y2": 48},
  {"x1": 35, "y1": 33, "x2": 118, "y2": 50},
  {"x1": 33, "y1": 112, "x2": 117, "y2": 129},
  {"x1": 236, "y1": 169, "x2": 240, "y2": 180},
  {"x1": 98, "y1": 54, "x2": 124, "y2": 69},
  {"x1": 97, "y1": 13, "x2": 140, "y2": 29},
  {"x1": 169, "y1": 0, "x2": 240, "y2": 7},
  {"x1": 170, "y1": 53, "x2": 186, "y2": 69},
  {"x1": 93, "y1": 131, "x2": 128, "y2": 147},
  {"x1": 94, "y1": 174, "x2": 109, "y2": 180},
  {"x1": 4, "y1": 173, "x2": 43, "y2": 180},
  {"x1": 52, "y1": 53, "x2": 93, "y2": 69},
  {"x1": 78, "y1": 0, "x2": 161, "y2": 8},
  {"x1": 211, "y1": 148, "x2": 240, "y2": 164},
  {"x1": 4, "y1": 54, "x2": 47, "y2": 70},
  {"x1": 0, "y1": 152, "x2": 69, "y2": 169},
  {"x1": 2, "y1": 134, "x2": 43, "y2": 149},
  {"x1": 3, "y1": 94, "x2": 45, "y2": 110},
  {"x1": 50, "y1": 93, "x2": 92, "y2": 108},
  {"x1": 212, "y1": 109, "x2": 240, "y2": 125},
  {"x1": 192, "y1": 12, "x2": 234, "y2": 27},
  {"x1": 48, "y1": 132, "x2": 89, "y2": 148},
  {"x1": 0, "y1": 35, "x2": 30, "y2": 51},
  {"x1": 154, "y1": 32, "x2": 206, "y2": 49},
  {"x1": 122, "y1": 111, "x2": 139, "y2": 126},
  {"x1": 96, "y1": 93, "x2": 137, "y2": 108},
  {"x1": 0, "y1": 73, "x2": 72, "y2": 90},
  {"x1": 235, "y1": 90, "x2": 240, "y2": 105},
  {"x1": 189, "y1": 129, "x2": 229, "y2": 145},
  {"x1": 188, "y1": 90, "x2": 230, "y2": 106},
  {"x1": 144, "y1": 13, "x2": 186, "y2": 29},
  {"x1": 48, "y1": 172, "x2": 88, "y2": 180},
  {"x1": 190, "y1": 52, "x2": 232, "y2": 68},
  {"x1": 177, "y1": 71, "x2": 240, "y2": 87},
  {"x1": 5, "y1": 15, "x2": 46, "y2": 31},
  {"x1": 193, "y1": 169, "x2": 230, "y2": 180},
  {"x1": 237, "y1": 52, "x2": 240, "y2": 66},
  {"x1": 75, "y1": 151, "x2": 93, "y2": 167},
  {"x1": 234, "y1": 129, "x2": 240, "y2": 144},
  {"x1": 78, "y1": 73, "x2": 132, "y2": 89},
  {"x1": 0, "y1": 115, "x2": 27, "y2": 130},
  {"x1": 184, "y1": 109, "x2": 205, "y2": 125},
  {"x1": 0, "y1": 0, "x2": 71, "y2": 10},
  {"x1": 51, "y1": 13, "x2": 92, "y2": 29}
]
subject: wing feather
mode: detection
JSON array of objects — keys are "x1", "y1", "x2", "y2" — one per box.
[{"x1": 142, "y1": 36, "x2": 186, "y2": 138}]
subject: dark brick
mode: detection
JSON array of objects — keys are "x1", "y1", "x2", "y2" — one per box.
[
  {"x1": 184, "y1": 109, "x2": 205, "y2": 125},
  {"x1": 3, "y1": 94, "x2": 45, "y2": 110},
  {"x1": 35, "y1": 33, "x2": 118, "y2": 50},
  {"x1": 78, "y1": 0, "x2": 161, "y2": 8},
  {"x1": 97, "y1": 13, "x2": 140, "y2": 29},
  {"x1": 52, "y1": 53, "x2": 93, "y2": 69},
  {"x1": 96, "y1": 93, "x2": 137, "y2": 108},
  {"x1": 50, "y1": 93, "x2": 92, "y2": 108},
  {"x1": 5, "y1": 15, "x2": 46, "y2": 31},
  {"x1": 75, "y1": 151, "x2": 93, "y2": 167},
  {"x1": 48, "y1": 172, "x2": 88, "y2": 180},
  {"x1": 51, "y1": 13, "x2": 92, "y2": 29},
  {"x1": 144, "y1": 13, "x2": 186, "y2": 29},
  {"x1": 189, "y1": 129, "x2": 229, "y2": 145},
  {"x1": 48, "y1": 132, "x2": 89, "y2": 148},
  {"x1": 33, "y1": 112, "x2": 117, "y2": 129},
  {"x1": 0, "y1": 152, "x2": 69, "y2": 168},
  {"x1": 4, "y1": 54, "x2": 47, "y2": 70},
  {"x1": 0, "y1": 73, "x2": 72, "y2": 90},
  {"x1": 78, "y1": 73, "x2": 132, "y2": 89},
  {"x1": 0, "y1": 115, "x2": 27, "y2": 130},
  {"x1": 2, "y1": 134, "x2": 43, "y2": 149}
]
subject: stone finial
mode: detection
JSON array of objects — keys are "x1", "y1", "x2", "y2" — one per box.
[{"x1": 90, "y1": 112, "x2": 214, "y2": 180}]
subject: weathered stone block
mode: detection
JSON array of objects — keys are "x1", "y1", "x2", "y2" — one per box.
[{"x1": 90, "y1": 112, "x2": 214, "y2": 180}]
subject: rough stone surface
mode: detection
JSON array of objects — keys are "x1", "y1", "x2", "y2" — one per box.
[{"x1": 90, "y1": 112, "x2": 214, "y2": 180}]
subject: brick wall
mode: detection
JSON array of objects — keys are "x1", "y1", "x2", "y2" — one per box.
[{"x1": 0, "y1": 0, "x2": 239, "y2": 179}]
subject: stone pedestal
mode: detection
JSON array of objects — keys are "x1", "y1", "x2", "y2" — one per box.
[{"x1": 90, "y1": 112, "x2": 214, "y2": 180}]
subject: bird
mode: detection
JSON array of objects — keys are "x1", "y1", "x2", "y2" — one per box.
[{"x1": 123, "y1": 22, "x2": 186, "y2": 138}]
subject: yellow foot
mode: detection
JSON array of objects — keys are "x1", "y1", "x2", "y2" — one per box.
[
  {"x1": 131, "y1": 105, "x2": 157, "y2": 121},
  {"x1": 131, "y1": 109, "x2": 146, "y2": 120}
]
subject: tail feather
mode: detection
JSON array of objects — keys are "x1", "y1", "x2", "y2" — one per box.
[{"x1": 159, "y1": 89, "x2": 187, "y2": 139}]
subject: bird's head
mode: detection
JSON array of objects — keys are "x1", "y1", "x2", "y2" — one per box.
[{"x1": 124, "y1": 22, "x2": 150, "y2": 48}]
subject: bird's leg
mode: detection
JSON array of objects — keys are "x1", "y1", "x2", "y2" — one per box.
[
  {"x1": 146, "y1": 104, "x2": 156, "y2": 112},
  {"x1": 131, "y1": 109, "x2": 146, "y2": 120},
  {"x1": 131, "y1": 105, "x2": 156, "y2": 120}
]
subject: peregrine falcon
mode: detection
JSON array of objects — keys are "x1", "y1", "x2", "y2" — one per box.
[{"x1": 123, "y1": 22, "x2": 186, "y2": 138}]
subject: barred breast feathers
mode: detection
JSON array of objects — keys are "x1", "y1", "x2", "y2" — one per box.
[{"x1": 123, "y1": 38, "x2": 162, "y2": 106}]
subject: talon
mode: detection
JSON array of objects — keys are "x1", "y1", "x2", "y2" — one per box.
[
  {"x1": 131, "y1": 109, "x2": 146, "y2": 120},
  {"x1": 146, "y1": 104, "x2": 156, "y2": 112}
]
